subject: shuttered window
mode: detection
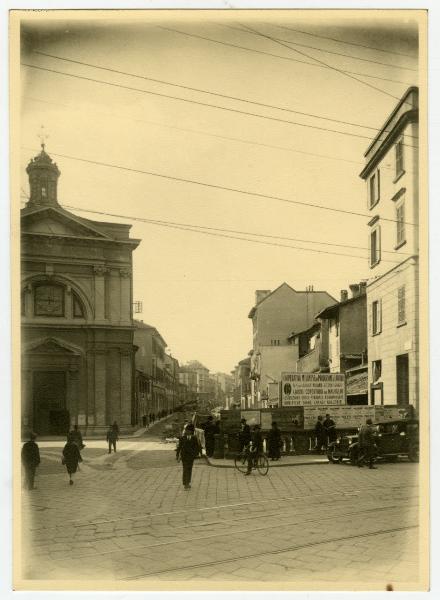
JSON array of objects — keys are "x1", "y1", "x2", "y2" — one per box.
[
  {"x1": 368, "y1": 169, "x2": 380, "y2": 208},
  {"x1": 369, "y1": 226, "x2": 381, "y2": 267},
  {"x1": 396, "y1": 200, "x2": 406, "y2": 246},
  {"x1": 372, "y1": 300, "x2": 382, "y2": 335},
  {"x1": 397, "y1": 286, "x2": 406, "y2": 325}
]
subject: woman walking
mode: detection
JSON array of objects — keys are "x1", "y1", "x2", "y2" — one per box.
[{"x1": 62, "y1": 433, "x2": 82, "y2": 485}]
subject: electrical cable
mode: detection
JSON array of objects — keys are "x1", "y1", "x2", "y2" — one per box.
[
  {"x1": 21, "y1": 145, "x2": 418, "y2": 226},
  {"x1": 32, "y1": 50, "x2": 417, "y2": 137},
  {"x1": 21, "y1": 63, "x2": 418, "y2": 149}
]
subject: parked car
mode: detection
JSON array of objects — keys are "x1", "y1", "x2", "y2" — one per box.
[{"x1": 327, "y1": 419, "x2": 419, "y2": 464}]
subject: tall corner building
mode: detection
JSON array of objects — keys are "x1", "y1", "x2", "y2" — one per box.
[{"x1": 359, "y1": 87, "x2": 419, "y2": 409}]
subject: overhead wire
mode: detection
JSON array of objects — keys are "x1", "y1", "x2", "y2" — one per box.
[
  {"x1": 24, "y1": 95, "x2": 414, "y2": 176},
  {"x1": 21, "y1": 63, "x2": 419, "y2": 149},
  {"x1": 235, "y1": 22, "x2": 414, "y2": 107},
  {"x1": 272, "y1": 24, "x2": 416, "y2": 59},
  {"x1": 158, "y1": 25, "x2": 415, "y2": 86},
  {"x1": 19, "y1": 187, "x2": 407, "y2": 256},
  {"x1": 59, "y1": 204, "x2": 402, "y2": 264},
  {"x1": 32, "y1": 50, "x2": 416, "y2": 137},
  {"x1": 222, "y1": 24, "x2": 417, "y2": 71},
  {"x1": 21, "y1": 145, "x2": 418, "y2": 227}
]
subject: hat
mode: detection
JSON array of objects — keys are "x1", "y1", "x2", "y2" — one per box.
[
  {"x1": 366, "y1": 418, "x2": 373, "y2": 425},
  {"x1": 240, "y1": 418, "x2": 247, "y2": 424},
  {"x1": 185, "y1": 423, "x2": 195, "y2": 432}
]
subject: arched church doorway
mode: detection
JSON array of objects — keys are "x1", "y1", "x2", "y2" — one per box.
[{"x1": 33, "y1": 370, "x2": 70, "y2": 435}]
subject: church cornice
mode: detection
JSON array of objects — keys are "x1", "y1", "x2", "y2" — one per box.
[{"x1": 21, "y1": 231, "x2": 141, "y2": 247}]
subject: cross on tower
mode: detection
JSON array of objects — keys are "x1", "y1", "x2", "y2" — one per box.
[{"x1": 37, "y1": 125, "x2": 49, "y2": 150}]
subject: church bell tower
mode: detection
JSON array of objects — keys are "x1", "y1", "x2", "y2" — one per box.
[{"x1": 25, "y1": 141, "x2": 61, "y2": 208}]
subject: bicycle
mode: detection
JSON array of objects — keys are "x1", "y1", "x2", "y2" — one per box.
[{"x1": 234, "y1": 447, "x2": 270, "y2": 476}]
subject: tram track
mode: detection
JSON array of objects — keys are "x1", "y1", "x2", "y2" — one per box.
[
  {"x1": 39, "y1": 500, "x2": 418, "y2": 561},
  {"x1": 123, "y1": 524, "x2": 419, "y2": 580},
  {"x1": 27, "y1": 482, "x2": 419, "y2": 532}
]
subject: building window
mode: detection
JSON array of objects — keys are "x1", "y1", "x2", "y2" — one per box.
[
  {"x1": 395, "y1": 138, "x2": 404, "y2": 179},
  {"x1": 396, "y1": 200, "x2": 406, "y2": 247},
  {"x1": 34, "y1": 284, "x2": 65, "y2": 316},
  {"x1": 369, "y1": 226, "x2": 381, "y2": 267},
  {"x1": 372, "y1": 300, "x2": 382, "y2": 335},
  {"x1": 397, "y1": 285, "x2": 406, "y2": 326},
  {"x1": 372, "y1": 360, "x2": 382, "y2": 382},
  {"x1": 368, "y1": 170, "x2": 380, "y2": 209}
]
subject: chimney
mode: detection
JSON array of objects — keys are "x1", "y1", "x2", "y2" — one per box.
[
  {"x1": 349, "y1": 283, "x2": 360, "y2": 298},
  {"x1": 359, "y1": 281, "x2": 367, "y2": 295},
  {"x1": 340, "y1": 290, "x2": 348, "y2": 302},
  {"x1": 255, "y1": 290, "x2": 271, "y2": 304}
]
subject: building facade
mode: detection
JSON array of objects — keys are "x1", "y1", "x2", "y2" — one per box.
[
  {"x1": 248, "y1": 283, "x2": 336, "y2": 407},
  {"x1": 21, "y1": 146, "x2": 140, "y2": 435},
  {"x1": 359, "y1": 87, "x2": 419, "y2": 409}
]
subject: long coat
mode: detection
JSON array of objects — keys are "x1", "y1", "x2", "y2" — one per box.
[
  {"x1": 176, "y1": 434, "x2": 201, "y2": 463},
  {"x1": 63, "y1": 441, "x2": 82, "y2": 474},
  {"x1": 267, "y1": 428, "x2": 282, "y2": 459},
  {"x1": 21, "y1": 441, "x2": 40, "y2": 467}
]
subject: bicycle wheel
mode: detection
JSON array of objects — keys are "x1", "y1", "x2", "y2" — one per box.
[
  {"x1": 256, "y1": 454, "x2": 269, "y2": 476},
  {"x1": 234, "y1": 453, "x2": 248, "y2": 473}
]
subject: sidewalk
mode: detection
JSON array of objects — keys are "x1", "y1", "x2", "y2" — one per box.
[{"x1": 205, "y1": 454, "x2": 329, "y2": 468}]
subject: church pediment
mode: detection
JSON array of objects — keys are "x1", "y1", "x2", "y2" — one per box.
[
  {"x1": 23, "y1": 337, "x2": 83, "y2": 356},
  {"x1": 21, "y1": 206, "x2": 112, "y2": 240}
]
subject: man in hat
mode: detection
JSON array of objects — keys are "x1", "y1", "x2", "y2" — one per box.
[
  {"x1": 21, "y1": 433, "x2": 40, "y2": 490},
  {"x1": 238, "y1": 418, "x2": 251, "y2": 452},
  {"x1": 358, "y1": 418, "x2": 378, "y2": 469},
  {"x1": 176, "y1": 423, "x2": 201, "y2": 490}
]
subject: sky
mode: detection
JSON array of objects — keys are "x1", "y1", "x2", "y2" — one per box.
[{"x1": 19, "y1": 10, "x2": 420, "y2": 374}]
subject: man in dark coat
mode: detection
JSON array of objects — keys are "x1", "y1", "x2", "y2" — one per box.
[
  {"x1": 202, "y1": 416, "x2": 217, "y2": 458},
  {"x1": 176, "y1": 423, "x2": 201, "y2": 490},
  {"x1": 245, "y1": 424, "x2": 263, "y2": 475},
  {"x1": 106, "y1": 423, "x2": 119, "y2": 453},
  {"x1": 323, "y1": 413, "x2": 337, "y2": 447},
  {"x1": 267, "y1": 421, "x2": 282, "y2": 461},
  {"x1": 314, "y1": 415, "x2": 326, "y2": 453},
  {"x1": 21, "y1": 433, "x2": 40, "y2": 490},
  {"x1": 238, "y1": 418, "x2": 251, "y2": 452},
  {"x1": 358, "y1": 418, "x2": 378, "y2": 469}
]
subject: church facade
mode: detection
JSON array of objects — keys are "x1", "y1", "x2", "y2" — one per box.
[{"x1": 21, "y1": 145, "x2": 141, "y2": 435}]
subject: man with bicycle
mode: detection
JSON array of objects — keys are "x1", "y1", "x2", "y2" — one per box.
[{"x1": 245, "y1": 424, "x2": 263, "y2": 475}]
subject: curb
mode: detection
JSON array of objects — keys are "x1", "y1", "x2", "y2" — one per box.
[{"x1": 203, "y1": 456, "x2": 329, "y2": 469}]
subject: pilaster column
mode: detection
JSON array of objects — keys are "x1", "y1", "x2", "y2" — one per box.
[
  {"x1": 93, "y1": 266, "x2": 108, "y2": 322},
  {"x1": 120, "y1": 348, "x2": 132, "y2": 426},
  {"x1": 94, "y1": 349, "x2": 107, "y2": 426},
  {"x1": 119, "y1": 268, "x2": 132, "y2": 325},
  {"x1": 67, "y1": 368, "x2": 79, "y2": 426},
  {"x1": 21, "y1": 369, "x2": 33, "y2": 430}
]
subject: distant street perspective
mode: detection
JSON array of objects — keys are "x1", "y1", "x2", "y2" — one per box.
[
  {"x1": 21, "y1": 415, "x2": 420, "y2": 588},
  {"x1": 15, "y1": 9, "x2": 427, "y2": 592}
]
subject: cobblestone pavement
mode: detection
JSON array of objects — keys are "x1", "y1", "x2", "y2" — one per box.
[{"x1": 19, "y1": 438, "x2": 423, "y2": 590}]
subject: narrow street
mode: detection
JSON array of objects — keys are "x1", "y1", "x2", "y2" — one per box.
[{"x1": 21, "y1": 428, "x2": 420, "y2": 589}]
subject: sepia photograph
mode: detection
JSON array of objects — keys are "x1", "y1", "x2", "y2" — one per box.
[{"x1": 9, "y1": 7, "x2": 429, "y2": 592}]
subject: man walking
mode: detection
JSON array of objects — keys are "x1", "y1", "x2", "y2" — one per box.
[
  {"x1": 106, "y1": 423, "x2": 119, "y2": 453},
  {"x1": 21, "y1": 433, "x2": 40, "y2": 490},
  {"x1": 176, "y1": 423, "x2": 201, "y2": 490},
  {"x1": 358, "y1": 418, "x2": 378, "y2": 469}
]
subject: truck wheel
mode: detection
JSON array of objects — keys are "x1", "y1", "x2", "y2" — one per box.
[
  {"x1": 349, "y1": 447, "x2": 359, "y2": 465},
  {"x1": 327, "y1": 447, "x2": 341, "y2": 464}
]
